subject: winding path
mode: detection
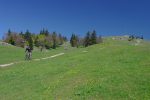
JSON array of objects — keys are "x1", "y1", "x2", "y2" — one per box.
[{"x1": 0, "y1": 53, "x2": 65, "y2": 68}]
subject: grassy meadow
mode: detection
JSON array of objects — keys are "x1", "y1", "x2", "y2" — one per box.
[{"x1": 0, "y1": 38, "x2": 150, "y2": 100}]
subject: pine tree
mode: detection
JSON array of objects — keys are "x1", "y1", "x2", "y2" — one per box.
[
  {"x1": 84, "y1": 31, "x2": 91, "y2": 47},
  {"x1": 70, "y1": 34, "x2": 78, "y2": 47},
  {"x1": 8, "y1": 29, "x2": 11, "y2": 36},
  {"x1": 24, "y1": 30, "x2": 31, "y2": 41},
  {"x1": 45, "y1": 29, "x2": 49, "y2": 36},
  {"x1": 70, "y1": 34, "x2": 74, "y2": 47},
  {"x1": 91, "y1": 30, "x2": 97, "y2": 44},
  {"x1": 25, "y1": 30, "x2": 33, "y2": 49},
  {"x1": 52, "y1": 32, "x2": 57, "y2": 49},
  {"x1": 58, "y1": 33, "x2": 63, "y2": 45},
  {"x1": 75, "y1": 35, "x2": 79, "y2": 47},
  {"x1": 40, "y1": 28, "x2": 49, "y2": 36}
]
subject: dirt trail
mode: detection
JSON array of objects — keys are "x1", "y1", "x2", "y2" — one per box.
[{"x1": 0, "y1": 53, "x2": 64, "y2": 68}]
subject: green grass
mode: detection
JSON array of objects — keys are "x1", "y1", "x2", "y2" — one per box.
[
  {"x1": 0, "y1": 45, "x2": 65, "y2": 64},
  {"x1": 0, "y1": 39, "x2": 150, "y2": 100}
]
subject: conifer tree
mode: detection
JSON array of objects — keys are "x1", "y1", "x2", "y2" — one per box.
[
  {"x1": 8, "y1": 29, "x2": 11, "y2": 36},
  {"x1": 40, "y1": 28, "x2": 49, "y2": 36},
  {"x1": 25, "y1": 30, "x2": 33, "y2": 49},
  {"x1": 52, "y1": 32, "x2": 57, "y2": 49},
  {"x1": 70, "y1": 34, "x2": 78, "y2": 47},
  {"x1": 70, "y1": 34, "x2": 74, "y2": 47},
  {"x1": 84, "y1": 31, "x2": 91, "y2": 47},
  {"x1": 58, "y1": 33, "x2": 63, "y2": 45},
  {"x1": 24, "y1": 30, "x2": 31, "y2": 41},
  {"x1": 91, "y1": 30, "x2": 97, "y2": 44}
]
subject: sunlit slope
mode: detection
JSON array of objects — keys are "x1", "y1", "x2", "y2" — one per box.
[
  {"x1": 0, "y1": 39, "x2": 150, "y2": 100},
  {"x1": 0, "y1": 43, "x2": 65, "y2": 64}
]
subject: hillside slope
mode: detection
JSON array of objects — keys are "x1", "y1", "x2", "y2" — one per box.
[
  {"x1": 0, "y1": 39, "x2": 150, "y2": 100},
  {"x1": 0, "y1": 43, "x2": 65, "y2": 65}
]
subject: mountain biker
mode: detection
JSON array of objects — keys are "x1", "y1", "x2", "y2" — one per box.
[{"x1": 25, "y1": 46, "x2": 32, "y2": 60}]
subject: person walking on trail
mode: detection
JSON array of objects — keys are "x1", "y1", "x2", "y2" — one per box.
[{"x1": 25, "y1": 46, "x2": 32, "y2": 60}]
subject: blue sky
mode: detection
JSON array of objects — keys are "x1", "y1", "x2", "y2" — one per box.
[{"x1": 0, "y1": 0, "x2": 150, "y2": 39}]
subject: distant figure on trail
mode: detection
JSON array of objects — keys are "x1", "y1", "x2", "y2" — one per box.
[
  {"x1": 25, "y1": 46, "x2": 32, "y2": 60},
  {"x1": 40, "y1": 46, "x2": 43, "y2": 52}
]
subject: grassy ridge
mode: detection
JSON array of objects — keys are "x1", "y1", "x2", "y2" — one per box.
[{"x1": 0, "y1": 39, "x2": 150, "y2": 99}]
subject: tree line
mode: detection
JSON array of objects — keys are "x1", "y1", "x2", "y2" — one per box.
[
  {"x1": 3, "y1": 29, "x2": 102, "y2": 49},
  {"x1": 4, "y1": 29, "x2": 67, "y2": 50},
  {"x1": 70, "y1": 30, "x2": 103, "y2": 47},
  {"x1": 128, "y1": 35, "x2": 144, "y2": 41}
]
